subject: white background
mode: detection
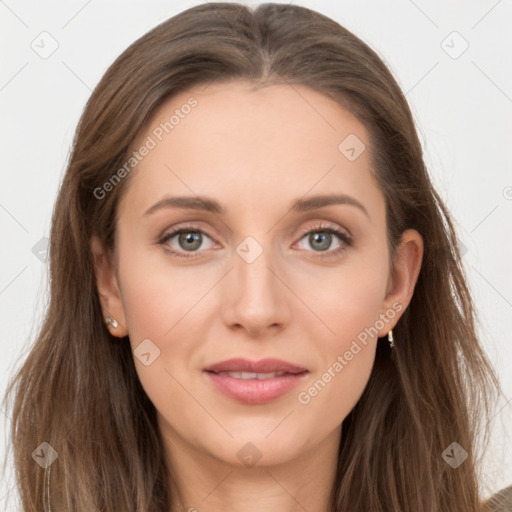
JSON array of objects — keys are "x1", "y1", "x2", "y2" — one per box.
[{"x1": 1, "y1": 0, "x2": 511, "y2": 508}]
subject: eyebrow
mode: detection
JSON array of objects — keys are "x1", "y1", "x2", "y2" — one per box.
[{"x1": 143, "y1": 193, "x2": 369, "y2": 218}]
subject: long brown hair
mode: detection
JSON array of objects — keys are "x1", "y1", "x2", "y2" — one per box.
[{"x1": 1, "y1": 3, "x2": 502, "y2": 510}]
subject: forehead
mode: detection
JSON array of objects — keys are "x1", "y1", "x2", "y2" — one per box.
[{"x1": 119, "y1": 80, "x2": 383, "y2": 222}]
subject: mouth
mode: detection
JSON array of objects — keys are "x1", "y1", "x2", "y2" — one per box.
[{"x1": 203, "y1": 358, "x2": 309, "y2": 404}]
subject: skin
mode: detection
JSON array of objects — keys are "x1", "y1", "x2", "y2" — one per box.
[{"x1": 91, "y1": 80, "x2": 423, "y2": 512}]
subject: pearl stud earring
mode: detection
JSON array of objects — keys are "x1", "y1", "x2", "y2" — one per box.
[{"x1": 105, "y1": 317, "x2": 118, "y2": 329}]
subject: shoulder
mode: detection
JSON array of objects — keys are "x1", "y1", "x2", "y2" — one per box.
[{"x1": 482, "y1": 484, "x2": 512, "y2": 511}]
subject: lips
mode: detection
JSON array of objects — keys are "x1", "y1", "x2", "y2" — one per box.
[
  {"x1": 203, "y1": 357, "x2": 308, "y2": 374},
  {"x1": 203, "y1": 358, "x2": 309, "y2": 404}
]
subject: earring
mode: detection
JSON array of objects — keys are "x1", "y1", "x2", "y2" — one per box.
[
  {"x1": 105, "y1": 317, "x2": 118, "y2": 329},
  {"x1": 388, "y1": 329, "x2": 394, "y2": 349}
]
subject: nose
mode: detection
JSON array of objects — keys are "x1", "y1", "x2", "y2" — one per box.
[{"x1": 221, "y1": 239, "x2": 291, "y2": 337}]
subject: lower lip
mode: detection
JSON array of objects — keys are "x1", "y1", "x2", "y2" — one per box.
[{"x1": 204, "y1": 371, "x2": 309, "y2": 404}]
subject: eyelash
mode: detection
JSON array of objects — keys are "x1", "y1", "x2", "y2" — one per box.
[{"x1": 157, "y1": 222, "x2": 353, "y2": 260}]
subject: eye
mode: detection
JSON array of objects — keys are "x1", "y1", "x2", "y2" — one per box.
[
  {"x1": 295, "y1": 223, "x2": 352, "y2": 259},
  {"x1": 158, "y1": 225, "x2": 216, "y2": 258},
  {"x1": 158, "y1": 222, "x2": 353, "y2": 260}
]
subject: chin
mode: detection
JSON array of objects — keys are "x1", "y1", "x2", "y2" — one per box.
[{"x1": 214, "y1": 427, "x2": 310, "y2": 468}]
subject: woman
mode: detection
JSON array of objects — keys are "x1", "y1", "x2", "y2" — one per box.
[{"x1": 1, "y1": 2, "x2": 505, "y2": 511}]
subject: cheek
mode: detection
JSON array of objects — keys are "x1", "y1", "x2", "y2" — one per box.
[
  {"x1": 296, "y1": 344, "x2": 375, "y2": 444},
  {"x1": 294, "y1": 275, "x2": 384, "y2": 433},
  {"x1": 295, "y1": 254, "x2": 388, "y2": 342},
  {"x1": 116, "y1": 237, "x2": 229, "y2": 371},
  {"x1": 118, "y1": 240, "x2": 210, "y2": 340},
  {"x1": 291, "y1": 257, "x2": 387, "y2": 415}
]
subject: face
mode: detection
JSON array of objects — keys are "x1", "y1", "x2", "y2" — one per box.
[{"x1": 92, "y1": 80, "x2": 423, "y2": 469}]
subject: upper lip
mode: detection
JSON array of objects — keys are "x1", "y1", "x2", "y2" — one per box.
[{"x1": 203, "y1": 358, "x2": 308, "y2": 374}]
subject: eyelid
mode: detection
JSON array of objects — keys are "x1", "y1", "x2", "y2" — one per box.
[{"x1": 295, "y1": 221, "x2": 351, "y2": 241}]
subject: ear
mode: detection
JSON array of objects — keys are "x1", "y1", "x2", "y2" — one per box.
[
  {"x1": 378, "y1": 228, "x2": 424, "y2": 336},
  {"x1": 90, "y1": 235, "x2": 128, "y2": 338}
]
